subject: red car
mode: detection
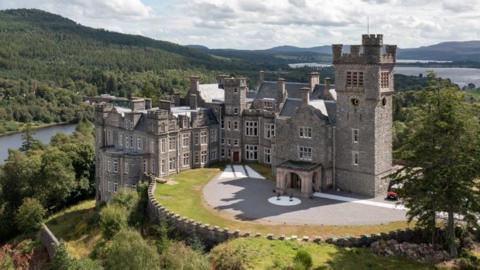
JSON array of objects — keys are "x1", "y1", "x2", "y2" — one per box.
[{"x1": 386, "y1": 183, "x2": 402, "y2": 201}]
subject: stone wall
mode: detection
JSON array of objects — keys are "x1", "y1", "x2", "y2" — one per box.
[
  {"x1": 147, "y1": 180, "x2": 430, "y2": 248},
  {"x1": 39, "y1": 223, "x2": 59, "y2": 259}
]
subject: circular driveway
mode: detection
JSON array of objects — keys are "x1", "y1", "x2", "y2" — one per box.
[{"x1": 203, "y1": 171, "x2": 407, "y2": 226}]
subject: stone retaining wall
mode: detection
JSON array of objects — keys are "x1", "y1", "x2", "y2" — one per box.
[
  {"x1": 147, "y1": 180, "x2": 431, "y2": 248},
  {"x1": 39, "y1": 223, "x2": 59, "y2": 259}
]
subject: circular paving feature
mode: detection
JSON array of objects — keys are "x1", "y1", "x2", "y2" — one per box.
[{"x1": 268, "y1": 196, "x2": 302, "y2": 206}]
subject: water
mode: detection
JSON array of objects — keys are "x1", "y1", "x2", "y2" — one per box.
[
  {"x1": 288, "y1": 62, "x2": 480, "y2": 88},
  {"x1": 0, "y1": 124, "x2": 77, "y2": 164},
  {"x1": 394, "y1": 67, "x2": 480, "y2": 88}
]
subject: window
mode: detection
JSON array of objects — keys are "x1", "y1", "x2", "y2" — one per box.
[
  {"x1": 124, "y1": 161, "x2": 129, "y2": 174},
  {"x1": 150, "y1": 140, "x2": 154, "y2": 152},
  {"x1": 245, "y1": 121, "x2": 258, "y2": 136},
  {"x1": 221, "y1": 148, "x2": 225, "y2": 157},
  {"x1": 221, "y1": 138, "x2": 225, "y2": 145},
  {"x1": 233, "y1": 108, "x2": 239, "y2": 115},
  {"x1": 129, "y1": 136, "x2": 134, "y2": 149},
  {"x1": 201, "y1": 151, "x2": 208, "y2": 164},
  {"x1": 169, "y1": 137, "x2": 176, "y2": 151},
  {"x1": 245, "y1": 145, "x2": 258, "y2": 160},
  {"x1": 169, "y1": 157, "x2": 176, "y2": 171},
  {"x1": 183, "y1": 153, "x2": 190, "y2": 166},
  {"x1": 264, "y1": 148, "x2": 271, "y2": 164},
  {"x1": 150, "y1": 162, "x2": 155, "y2": 173},
  {"x1": 210, "y1": 129, "x2": 217, "y2": 142},
  {"x1": 182, "y1": 133, "x2": 190, "y2": 147},
  {"x1": 352, "y1": 129, "x2": 359, "y2": 143},
  {"x1": 299, "y1": 127, "x2": 312, "y2": 138},
  {"x1": 234, "y1": 139, "x2": 239, "y2": 146},
  {"x1": 113, "y1": 160, "x2": 118, "y2": 173},
  {"x1": 119, "y1": 133, "x2": 123, "y2": 147},
  {"x1": 137, "y1": 138, "x2": 142, "y2": 150},
  {"x1": 227, "y1": 121, "x2": 231, "y2": 130},
  {"x1": 200, "y1": 131, "x2": 208, "y2": 145},
  {"x1": 107, "y1": 160, "x2": 111, "y2": 172},
  {"x1": 233, "y1": 87, "x2": 238, "y2": 93},
  {"x1": 264, "y1": 101, "x2": 273, "y2": 109},
  {"x1": 194, "y1": 133, "x2": 200, "y2": 145},
  {"x1": 346, "y1": 71, "x2": 364, "y2": 87},
  {"x1": 161, "y1": 160, "x2": 166, "y2": 174},
  {"x1": 381, "y1": 72, "x2": 389, "y2": 88},
  {"x1": 143, "y1": 159, "x2": 147, "y2": 173},
  {"x1": 210, "y1": 150, "x2": 217, "y2": 160},
  {"x1": 194, "y1": 153, "x2": 200, "y2": 164},
  {"x1": 233, "y1": 121, "x2": 239, "y2": 130},
  {"x1": 161, "y1": 138, "x2": 167, "y2": 153},
  {"x1": 221, "y1": 119, "x2": 224, "y2": 129},
  {"x1": 227, "y1": 139, "x2": 231, "y2": 145},
  {"x1": 114, "y1": 182, "x2": 118, "y2": 193},
  {"x1": 264, "y1": 123, "x2": 275, "y2": 139},
  {"x1": 352, "y1": 151, "x2": 359, "y2": 166},
  {"x1": 298, "y1": 146, "x2": 312, "y2": 161}
]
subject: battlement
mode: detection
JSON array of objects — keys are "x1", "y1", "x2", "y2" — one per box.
[
  {"x1": 224, "y1": 77, "x2": 247, "y2": 88},
  {"x1": 147, "y1": 109, "x2": 170, "y2": 120},
  {"x1": 332, "y1": 34, "x2": 396, "y2": 65},
  {"x1": 362, "y1": 34, "x2": 383, "y2": 46}
]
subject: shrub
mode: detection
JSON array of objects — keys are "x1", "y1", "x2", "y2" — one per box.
[
  {"x1": 111, "y1": 188, "x2": 139, "y2": 210},
  {"x1": 104, "y1": 229, "x2": 160, "y2": 270},
  {"x1": 15, "y1": 198, "x2": 46, "y2": 233},
  {"x1": 210, "y1": 244, "x2": 247, "y2": 270},
  {"x1": 159, "y1": 241, "x2": 210, "y2": 270},
  {"x1": 99, "y1": 204, "x2": 128, "y2": 239},
  {"x1": 51, "y1": 242, "x2": 102, "y2": 270},
  {"x1": 293, "y1": 250, "x2": 313, "y2": 270}
]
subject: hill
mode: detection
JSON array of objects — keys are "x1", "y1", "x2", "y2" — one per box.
[
  {"x1": 398, "y1": 41, "x2": 480, "y2": 61},
  {"x1": 0, "y1": 9, "x2": 261, "y2": 134}
]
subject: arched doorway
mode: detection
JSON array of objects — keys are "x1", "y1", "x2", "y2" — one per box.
[{"x1": 289, "y1": 172, "x2": 301, "y2": 189}]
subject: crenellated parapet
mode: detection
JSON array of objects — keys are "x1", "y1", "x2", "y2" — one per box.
[
  {"x1": 332, "y1": 34, "x2": 396, "y2": 65},
  {"x1": 224, "y1": 77, "x2": 247, "y2": 88}
]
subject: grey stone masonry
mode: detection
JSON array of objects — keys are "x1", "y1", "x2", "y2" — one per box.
[{"x1": 95, "y1": 34, "x2": 396, "y2": 203}]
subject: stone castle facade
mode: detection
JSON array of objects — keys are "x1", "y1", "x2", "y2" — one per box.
[{"x1": 95, "y1": 34, "x2": 396, "y2": 203}]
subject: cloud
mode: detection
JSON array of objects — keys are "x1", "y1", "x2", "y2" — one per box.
[{"x1": 1, "y1": 0, "x2": 479, "y2": 49}]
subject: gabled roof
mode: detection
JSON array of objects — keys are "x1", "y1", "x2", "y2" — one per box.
[{"x1": 256, "y1": 81, "x2": 309, "y2": 100}]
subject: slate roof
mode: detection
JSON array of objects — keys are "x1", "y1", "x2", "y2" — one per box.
[
  {"x1": 198, "y1": 84, "x2": 224, "y2": 103},
  {"x1": 256, "y1": 81, "x2": 309, "y2": 100}
]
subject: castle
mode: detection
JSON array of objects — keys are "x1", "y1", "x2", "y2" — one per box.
[{"x1": 94, "y1": 34, "x2": 396, "y2": 203}]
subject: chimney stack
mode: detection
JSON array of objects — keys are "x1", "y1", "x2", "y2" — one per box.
[
  {"x1": 309, "y1": 72, "x2": 320, "y2": 91},
  {"x1": 323, "y1": 77, "x2": 331, "y2": 99},
  {"x1": 300, "y1": 87, "x2": 310, "y2": 105},
  {"x1": 190, "y1": 94, "x2": 197, "y2": 110},
  {"x1": 159, "y1": 99, "x2": 171, "y2": 111},
  {"x1": 190, "y1": 76, "x2": 200, "y2": 92},
  {"x1": 216, "y1": 74, "x2": 228, "y2": 89},
  {"x1": 277, "y1": 78, "x2": 286, "y2": 97},
  {"x1": 259, "y1": 70, "x2": 265, "y2": 83}
]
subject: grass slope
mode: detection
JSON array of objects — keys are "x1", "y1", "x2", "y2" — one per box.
[
  {"x1": 154, "y1": 167, "x2": 412, "y2": 237},
  {"x1": 46, "y1": 200, "x2": 100, "y2": 259},
  {"x1": 212, "y1": 238, "x2": 436, "y2": 270}
]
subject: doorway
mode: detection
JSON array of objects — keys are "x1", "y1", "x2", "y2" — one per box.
[
  {"x1": 233, "y1": 151, "x2": 240, "y2": 163},
  {"x1": 290, "y1": 173, "x2": 301, "y2": 189}
]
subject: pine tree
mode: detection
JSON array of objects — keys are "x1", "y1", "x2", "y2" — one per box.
[{"x1": 392, "y1": 74, "x2": 480, "y2": 257}]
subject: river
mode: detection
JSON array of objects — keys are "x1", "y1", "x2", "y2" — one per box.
[{"x1": 0, "y1": 124, "x2": 77, "y2": 164}]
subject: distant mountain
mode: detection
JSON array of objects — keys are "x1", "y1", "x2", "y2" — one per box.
[{"x1": 398, "y1": 41, "x2": 480, "y2": 61}]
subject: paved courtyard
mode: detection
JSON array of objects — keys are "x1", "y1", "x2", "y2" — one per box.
[{"x1": 202, "y1": 165, "x2": 407, "y2": 226}]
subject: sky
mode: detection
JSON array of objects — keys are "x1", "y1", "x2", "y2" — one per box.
[{"x1": 1, "y1": 0, "x2": 479, "y2": 49}]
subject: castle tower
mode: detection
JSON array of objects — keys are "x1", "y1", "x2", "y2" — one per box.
[
  {"x1": 223, "y1": 77, "x2": 247, "y2": 162},
  {"x1": 333, "y1": 34, "x2": 396, "y2": 197}
]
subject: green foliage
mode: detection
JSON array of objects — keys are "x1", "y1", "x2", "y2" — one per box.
[
  {"x1": 99, "y1": 205, "x2": 128, "y2": 239},
  {"x1": 210, "y1": 243, "x2": 248, "y2": 270},
  {"x1": 0, "y1": 120, "x2": 95, "y2": 241},
  {"x1": 0, "y1": 252, "x2": 15, "y2": 270},
  {"x1": 150, "y1": 223, "x2": 170, "y2": 253},
  {"x1": 104, "y1": 229, "x2": 160, "y2": 270},
  {"x1": 293, "y1": 250, "x2": 313, "y2": 270},
  {"x1": 159, "y1": 241, "x2": 210, "y2": 270},
  {"x1": 111, "y1": 188, "x2": 139, "y2": 211},
  {"x1": 52, "y1": 242, "x2": 103, "y2": 270},
  {"x1": 392, "y1": 73, "x2": 480, "y2": 256},
  {"x1": 15, "y1": 198, "x2": 45, "y2": 233}
]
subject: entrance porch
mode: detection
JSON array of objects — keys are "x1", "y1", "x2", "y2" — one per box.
[{"x1": 275, "y1": 160, "x2": 322, "y2": 198}]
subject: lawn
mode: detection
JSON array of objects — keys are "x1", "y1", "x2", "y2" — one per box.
[
  {"x1": 247, "y1": 162, "x2": 274, "y2": 180},
  {"x1": 211, "y1": 238, "x2": 436, "y2": 270},
  {"x1": 45, "y1": 200, "x2": 101, "y2": 259},
  {"x1": 154, "y1": 167, "x2": 413, "y2": 238}
]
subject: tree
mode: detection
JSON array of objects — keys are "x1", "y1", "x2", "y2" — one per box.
[
  {"x1": 19, "y1": 123, "x2": 42, "y2": 152},
  {"x1": 159, "y1": 241, "x2": 210, "y2": 270},
  {"x1": 52, "y1": 242, "x2": 102, "y2": 270},
  {"x1": 15, "y1": 198, "x2": 46, "y2": 233},
  {"x1": 99, "y1": 204, "x2": 128, "y2": 239},
  {"x1": 104, "y1": 229, "x2": 160, "y2": 270},
  {"x1": 392, "y1": 74, "x2": 480, "y2": 257}
]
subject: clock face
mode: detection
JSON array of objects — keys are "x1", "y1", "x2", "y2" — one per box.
[{"x1": 351, "y1": 98, "x2": 359, "y2": 106}]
